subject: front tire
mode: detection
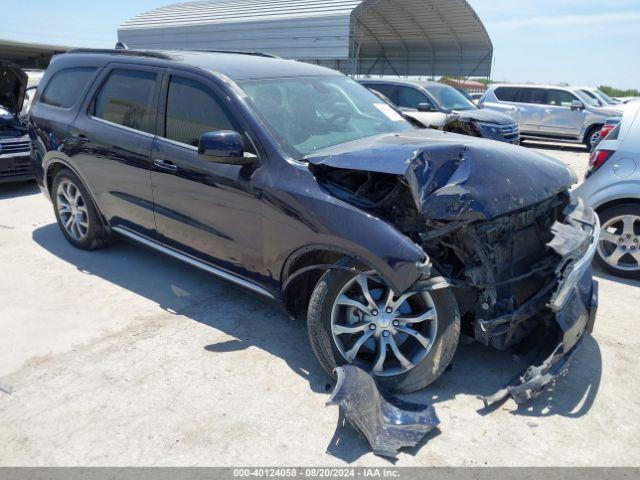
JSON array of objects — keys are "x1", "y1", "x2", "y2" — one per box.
[
  {"x1": 595, "y1": 203, "x2": 640, "y2": 279},
  {"x1": 307, "y1": 261, "x2": 460, "y2": 393},
  {"x1": 52, "y1": 168, "x2": 111, "y2": 250}
]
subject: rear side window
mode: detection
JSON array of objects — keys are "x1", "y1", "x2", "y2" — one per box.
[
  {"x1": 93, "y1": 69, "x2": 157, "y2": 134},
  {"x1": 516, "y1": 88, "x2": 547, "y2": 105},
  {"x1": 494, "y1": 87, "x2": 519, "y2": 102},
  {"x1": 165, "y1": 76, "x2": 235, "y2": 147},
  {"x1": 40, "y1": 67, "x2": 97, "y2": 108}
]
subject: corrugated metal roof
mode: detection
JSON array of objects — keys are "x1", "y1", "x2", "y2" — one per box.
[{"x1": 119, "y1": 0, "x2": 493, "y2": 78}]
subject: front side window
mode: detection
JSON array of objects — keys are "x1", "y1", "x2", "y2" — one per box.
[
  {"x1": 93, "y1": 69, "x2": 157, "y2": 134},
  {"x1": 239, "y1": 76, "x2": 413, "y2": 159},
  {"x1": 165, "y1": 76, "x2": 235, "y2": 147},
  {"x1": 546, "y1": 90, "x2": 578, "y2": 108},
  {"x1": 396, "y1": 86, "x2": 429, "y2": 109},
  {"x1": 41, "y1": 67, "x2": 97, "y2": 108}
]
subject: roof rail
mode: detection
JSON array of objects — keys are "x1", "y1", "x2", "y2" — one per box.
[
  {"x1": 189, "y1": 49, "x2": 280, "y2": 59},
  {"x1": 66, "y1": 48, "x2": 174, "y2": 60}
]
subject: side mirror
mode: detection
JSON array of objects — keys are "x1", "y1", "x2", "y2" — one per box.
[
  {"x1": 198, "y1": 131, "x2": 256, "y2": 165},
  {"x1": 571, "y1": 100, "x2": 585, "y2": 111},
  {"x1": 417, "y1": 102, "x2": 436, "y2": 112}
]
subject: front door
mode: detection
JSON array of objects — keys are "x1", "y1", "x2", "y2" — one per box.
[
  {"x1": 539, "y1": 89, "x2": 586, "y2": 138},
  {"x1": 150, "y1": 70, "x2": 265, "y2": 282}
]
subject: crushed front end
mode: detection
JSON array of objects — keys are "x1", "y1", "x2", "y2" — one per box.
[{"x1": 308, "y1": 133, "x2": 599, "y2": 404}]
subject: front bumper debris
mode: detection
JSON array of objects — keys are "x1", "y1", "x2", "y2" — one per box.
[
  {"x1": 482, "y1": 199, "x2": 600, "y2": 407},
  {"x1": 327, "y1": 365, "x2": 439, "y2": 459}
]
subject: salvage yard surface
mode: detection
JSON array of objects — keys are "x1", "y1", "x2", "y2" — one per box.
[{"x1": 1, "y1": 144, "x2": 638, "y2": 466}]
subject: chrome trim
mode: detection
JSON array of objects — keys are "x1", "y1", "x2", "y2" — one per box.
[
  {"x1": 89, "y1": 116, "x2": 156, "y2": 138},
  {"x1": 549, "y1": 213, "x2": 600, "y2": 312},
  {"x1": 112, "y1": 226, "x2": 275, "y2": 299},
  {"x1": 157, "y1": 136, "x2": 198, "y2": 151}
]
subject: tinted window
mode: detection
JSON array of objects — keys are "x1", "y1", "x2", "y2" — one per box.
[
  {"x1": 397, "y1": 86, "x2": 429, "y2": 109},
  {"x1": 494, "y1": 87, "x2": 520, "y2": 102},
  {"x1": 546, "y1": 90, "x2": 578, "y2": 107},
  {"x1": 165, "y1": 76, "x2": 235, "y2": 147},
  {"x1": 364, "y1": 84, "x2": 397, "y2": 104},
  {"x1": 516, "y1": 88, "x2": 547, "y2": 104},
  {"x1": 41, "y1": 67, "x2": 97, "y2": 108},
  {"x1": 94, "y1": 69, "x2": 157, "y2": 134}
]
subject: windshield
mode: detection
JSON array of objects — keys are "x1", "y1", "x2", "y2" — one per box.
[
  {"x1": 425, "y1": 84, "x2": 477, "y2": 111},
  {"x1": 594, "y1": 89, "x2": 617, "y2": 105},
  {"x1": 238, "y1": 76, "x2": 414, "y2": 159}
]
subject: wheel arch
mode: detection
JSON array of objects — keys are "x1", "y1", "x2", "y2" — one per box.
[{"x1": 596, "y1": 197, "x2": 640, "y2": 214}]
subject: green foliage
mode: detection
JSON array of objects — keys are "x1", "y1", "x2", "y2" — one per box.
[{"x1": 599, "y1": 85, "x2": 640, "y2": 97}]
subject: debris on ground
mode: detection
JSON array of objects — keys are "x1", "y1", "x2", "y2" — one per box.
[
  {"x1": 326, "y1": 365, "x2": 439, "y2": 459},
  {"x1": 0, "y1": 383, "x2": 13, "y2": 395}
]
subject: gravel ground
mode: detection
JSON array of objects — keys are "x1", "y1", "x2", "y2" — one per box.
[{"x1": 1, "y1": 143, "x2": 639, "y2": 467}]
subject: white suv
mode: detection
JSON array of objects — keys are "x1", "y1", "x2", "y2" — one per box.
[{"x1": 481, "y1": 84, "x2": 622, "y2": 149}]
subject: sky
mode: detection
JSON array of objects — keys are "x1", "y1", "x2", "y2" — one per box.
[{"x1": 2, "y1": 0, "x2": 640, "y2": 89}]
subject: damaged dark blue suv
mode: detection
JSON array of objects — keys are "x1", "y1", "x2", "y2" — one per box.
[{"x1": 30, "y1": 49, "x2": 599, "y2": 403}]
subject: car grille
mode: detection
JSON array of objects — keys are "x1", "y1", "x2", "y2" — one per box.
[
  {"x1": 0, "y1": 139, "x2": 31, "y2": 156},
  {"x1": 0, "y1": 139, "x2": 33, "y2": 179},
  {"x1": 499, "y1": 124, "x2": 519, "y2": 140}
]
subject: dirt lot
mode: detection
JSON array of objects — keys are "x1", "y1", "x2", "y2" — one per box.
[{"x1": 1, "y1": 143, "x2": 639, "y2": 467}]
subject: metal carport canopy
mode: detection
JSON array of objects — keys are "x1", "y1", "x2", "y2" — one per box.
[
  {"x1": 119, "y1": 0, "x2": 493, "y2": 78},
  {"x1": 0, "y1": 39, "x2": 71, "y2": 68}
]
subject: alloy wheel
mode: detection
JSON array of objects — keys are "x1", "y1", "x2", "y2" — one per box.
[
  {"x1": 589, "y1": 131, "x2": 601, "y2": 149},
  {"x1": 330, "y1": 273, "x2": 438, "y2": 377},
  {"x1": 598, "y1": 214, "x2": 640, "y2": 272},
  {"x1": 56, "y1": 179, "x2": 90, "y2": 242}
]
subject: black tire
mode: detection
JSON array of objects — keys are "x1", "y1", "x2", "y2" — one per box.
[
  {"x1": 584, "y1": 125, "x2": 602, "y2": 150},
  {"x1": 594, "y1": 203, "x2": 640, "y2": 279},
  {"x1": 307, "y1": 260, "x2": 461, "y2": 393},
  {"x1": 51, "y1": 168, "x2": 111, "y2": 250}
]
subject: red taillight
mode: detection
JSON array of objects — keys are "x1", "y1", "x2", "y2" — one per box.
[
  {"x1": 588, "y1": 149, "x2": 614, "y2": 173},
  {"x1": 600, "y1": 124, "x2": 615, "y2": 138}
]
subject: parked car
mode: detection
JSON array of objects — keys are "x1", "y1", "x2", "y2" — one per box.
[
  {"x1": 480, "y1": 84, "x2": 622, "y2": 149},
  {"x1": 30, "y1": 49, "x2": 598, "y2": 400},
  {"x1": 575, "y1": 103, "x2": 640, "y2": 278},
  {"x1": 360, "y1": 79, "x2": 519, "y2": 144},
  {"x1": 0, "y1": 61, "x2": 32, "y2": 184},
  {"x1": 578, "y1": 87, "x2": 622, "y2": 109},
  {"x1": 615, "y1": 97, "x2": 640, "y2": 104}
]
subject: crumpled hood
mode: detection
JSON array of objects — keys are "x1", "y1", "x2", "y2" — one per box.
[
  {"x1": 0, "y1": 62, "x2": 28, "y2": 115},
  {"x1": 307, "y1": 130, "x2": 576, "y2": 221},
  {"x1": 450, "y1": 108, "x2": 515, "y2": 125}
]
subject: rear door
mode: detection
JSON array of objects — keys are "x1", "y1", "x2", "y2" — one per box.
[
  {"x1": 71, "y1": 64, "x2": 162, "y2": 235},
  {"x1": 512, "y1": 88, "x2": 547, "y2": 133},
  {"x1": 539, "y1": 89, "x2": 585, "y2": 137},
  {"x1": 150, "y1": 69, "x2": 265, "y2": 280}
]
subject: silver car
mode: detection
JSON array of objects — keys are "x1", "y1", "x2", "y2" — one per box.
[
  {"x1": 481, "y1": 84, "x2": 622, "y2": 149},
  {"x1": 575, "y1": 102, "x2": 640, "y2": 278}
]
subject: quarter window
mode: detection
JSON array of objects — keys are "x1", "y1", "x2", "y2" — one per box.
[
  {"x1": 165, "y1": 76, "x2": 235, "y2": 147},
  {"x1": 93, "y1": 69, "x2": 158, "y2": 134},
  {"x1": 40, "y1": 67, "x2": 97, "y2": 108}
]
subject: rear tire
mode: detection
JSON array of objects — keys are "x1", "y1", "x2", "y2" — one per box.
[
  {"x1": 307, "y1": 260, "x2": 460, "y2": 393},
  {"x1": 585, "y1": 125, "x2": 602, "y2": 151},
  {"x1": 52, "y1": 168, "x2": 111, "y2": 250}
]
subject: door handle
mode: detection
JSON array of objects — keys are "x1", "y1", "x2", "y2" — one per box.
[{"x1": 153, "y1": 159, "x2": 179, "y2": 174}]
